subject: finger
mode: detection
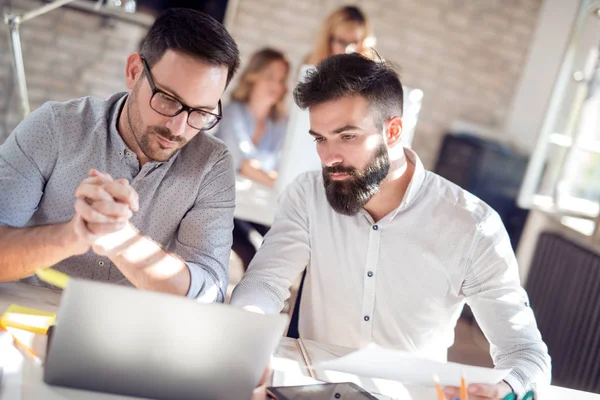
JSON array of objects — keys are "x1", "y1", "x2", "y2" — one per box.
[
  {"x1": 87, "y1": 221, "x2": 127, "y2": 236},
  {"x1": 78, "y1": 175, "x2": 116, "y2": 204},
  {"x1": 87, "y1": 200, "x2": 133, "y2": 220},
  {"x1": 102, "y1": 180, "x2": 139, "y2": 211},
  {"x1": 89, "y1": 169, "x2": 114, "y2": 181},
  {"x1": 75, "y1": 182, "x2": 114, "y2": 202},
  {"x1": 75, "y1": 198, "x2": 120, "y2": 224},
  {"x1": 85, "y1": 172, "x2": 113, "y2": 187},
  {"x1": 73, "y1": 213, "x2": 97, "y2": 242},
  {"x1": 79, "y1": 176, "x2": 113, "y2": 188},
  {"x1": 75, "y1": 176, "x2": 111, "y2": 196},
  {"x1": 443, "y1": 387, "x2": 459, "y2": 400},
  {"x1": 469, "y1": 383, "x2": 508, "y2": 399},
  {"x1": 257, "y1": 366, "x2": 271, "y2": 387}
]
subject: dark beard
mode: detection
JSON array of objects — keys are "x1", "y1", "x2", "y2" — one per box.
[{"x1": 323, "y1": 141, "x2": 390, "y2": 216}]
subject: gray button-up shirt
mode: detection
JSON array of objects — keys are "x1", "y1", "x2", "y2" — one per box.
[{"x1": 0, "y1": 93, "x2": 235, "y2": 301}]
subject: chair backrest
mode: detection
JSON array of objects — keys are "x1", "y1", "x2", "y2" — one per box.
[{"x1": 526, "y1": 232, "x2": 600, "y2": 393}]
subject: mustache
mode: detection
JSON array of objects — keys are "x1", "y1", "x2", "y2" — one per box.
[
  {"x1": 323, "y1": 165, "x2": 358, "y2": 176},
  {"x1": 149, "y1": 127, "x2": 185, "y2": 144}
]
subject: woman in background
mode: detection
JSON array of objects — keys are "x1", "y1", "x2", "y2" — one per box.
[
  {"x1": 216, "y1": 48, "x2": 289, "y2": 271},
  {"x1": 216, "y1": 48, "x2": 289, "y2": 189},
  {"x1": 306, "y1": 5, "x2": 375, "y2": 65}
]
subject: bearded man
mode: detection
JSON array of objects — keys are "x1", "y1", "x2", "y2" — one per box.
[{"x1": 230, "y1": 53, "x2": 551, "y2": 400}]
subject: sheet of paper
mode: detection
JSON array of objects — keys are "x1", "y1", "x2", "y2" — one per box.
[
  {"x1": 0, "y1": 330, "x2": 23, "y2": 400},
  {"x1": 316, "y1": 346, "x2": 510, "y2": 388},
  {"x1": 271, "y1": 369, "x2": 322, "y2": 387}
]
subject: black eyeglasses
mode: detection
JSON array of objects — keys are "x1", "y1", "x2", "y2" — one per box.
[{"x1": 140, "y1": 55, "x2": 222, "y2": 131}]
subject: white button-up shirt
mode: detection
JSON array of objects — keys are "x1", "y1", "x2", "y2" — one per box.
[{"x1": 231, "y1": 149, "x2": 551, "y2": 395}]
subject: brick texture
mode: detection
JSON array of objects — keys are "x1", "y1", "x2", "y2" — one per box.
[
  {"x1": 0, "y1": 1, "x2": 543, "y2": 169},
  {"x1": 225, "y1": 0, "x2": 543, "y2": 168},
  {"x1": 0, "y1": 0, "x2": 149, "y2": 142}
]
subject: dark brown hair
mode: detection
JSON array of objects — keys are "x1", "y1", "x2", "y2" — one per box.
[{"x1": 140, "y1": 8, "x2": 240, "y2": 86}]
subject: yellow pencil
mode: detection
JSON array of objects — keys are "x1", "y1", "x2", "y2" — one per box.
[
  {"x1": 0, "y1": 326, "x2": 41, "y2": 364},
  {"x1": 433, "y1": 375, "x2": 445, "y2": 400},
  {"x1": 460, "y1": 375, "x2": 468, "y2": 400},
  {"x1": 35, "y1": 268, "x2": 70, "y2": 289}
]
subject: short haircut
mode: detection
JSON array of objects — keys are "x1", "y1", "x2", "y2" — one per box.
[
  {"x1": 140, "y1": 8, "x2": 240, "y2": 86},
  {"x1": 294, "y1": 53, "x2": 403, "y2": 128}
]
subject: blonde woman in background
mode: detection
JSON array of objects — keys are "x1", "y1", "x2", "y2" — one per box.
[
  {"x1": 216, "y1": 48, "x2": 290, "y2": 270},
  {"x1": 306, "y1": 5, "x2": 375, "y2": 65},
  {"x1": 216, "y1": 48, "x2": 290, "y2": 189}
]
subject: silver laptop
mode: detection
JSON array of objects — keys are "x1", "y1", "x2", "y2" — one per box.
[{"x1": 44, "y1": 280, "x2": 288, "y2": 400}]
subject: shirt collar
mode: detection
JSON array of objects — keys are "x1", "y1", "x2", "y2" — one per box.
[
  {"x1": 401, "y1": 147, "x2": 427, "y2": 208},
  {"x1": 109, "y1": 93, "x2": 131, "y2": 160},
  {"x1": 367, "y1": 147, "x2": 427, "y2": 223},
  {"x1": 109, "y1": 92, "x2": 181, "y2": 169}
]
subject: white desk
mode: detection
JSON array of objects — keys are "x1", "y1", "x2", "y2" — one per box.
[
  {"x1": 234, "y1": 175, "x2": 277, "y2": 227},
  {"x1": 1, "y1": 283, "x2": 599, "y2": 400}
]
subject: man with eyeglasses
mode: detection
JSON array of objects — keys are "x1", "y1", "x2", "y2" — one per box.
[{"x1": 0, "y1": 9, "x2": 240, "y2": 301}]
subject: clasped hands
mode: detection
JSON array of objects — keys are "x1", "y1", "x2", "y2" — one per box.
[{"x1": 68, "y1": 169, "x2": 140, "y2": 257}]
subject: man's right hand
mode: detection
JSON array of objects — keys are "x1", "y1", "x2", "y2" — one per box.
[{"x1": 66, "y1": 170, "x2": 139, "y2": 255}]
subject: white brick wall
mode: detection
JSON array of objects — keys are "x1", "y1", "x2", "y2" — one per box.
[
  {"x1": 0, "y1": 0, "x2": 150, "y2": 141},
  {"x1": 225, "y1": 0, "x2": 543, "y2": 168},
  {"x1": 0, "y1": 1, "x2": 543, "y2": 168}
]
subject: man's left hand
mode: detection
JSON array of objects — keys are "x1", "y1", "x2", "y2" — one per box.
[{"x1": 444, "y1": 381, "x2": 512, "y2": 400}]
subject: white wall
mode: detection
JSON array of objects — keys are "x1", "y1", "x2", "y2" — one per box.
[
  {"x1": 508, "y1": 0, "x2": 584, "y2": 280},
  {"x1": 224, "y1": 0, "x2": 545, "y2": 169},
  {"x1": 504, "y1": 0, "x2": 581, "y2": 154}
]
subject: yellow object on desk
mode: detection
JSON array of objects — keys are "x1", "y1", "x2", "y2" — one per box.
[
  {"x1": 433, "y1": 375, "x2": 445, "y2": 400},
  {"x1": 35, "y1": 267, "x2": 70, "y2": 289},
  {"x1": 460, "y1": 375, "x2": 468, "y2": 400},
  {"x1": 0, "y1": 304, "x2": 56, "y2": 334}
]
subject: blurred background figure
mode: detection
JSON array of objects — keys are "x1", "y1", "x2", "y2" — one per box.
[
  {"x1": 305, "y1": 5, "x2": 375, "y2": 65},
  {"x1": 216, "y1": 47, "x2": 289, "y2": 270},
  {"x1": 216, "y1": 48, "x2": 290, "y2": 189},
  {"x1": 269, "y1": 5, "x2": 378, "y2": 198}
]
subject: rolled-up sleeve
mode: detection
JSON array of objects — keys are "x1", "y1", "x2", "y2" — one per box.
[
  {"x1": 0, "y1": 103, "x2": 57, "y2": 227},
  {"x1": 170, "y1": 149, "x2": 236, "y2": 302},
  {"x1": 463, "y1": 210, "x2": 551, "y2": 397}
]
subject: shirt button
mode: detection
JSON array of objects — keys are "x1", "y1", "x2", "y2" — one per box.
[
  {"x1": 372, "y1": 225, "x2": 378, "y2": 231},
  {"x1": 98, "y1": 261, "x2": 105, "y2": 266},
  {"x1": 364, "y1": 316, "x2": 370, "y2": 322},
  {"x1": 118, "y1": 151, "x2": 123, "y2": 157},
  {"x1": 367, "y1": 271, "x2": 374, "y2": 277}
]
